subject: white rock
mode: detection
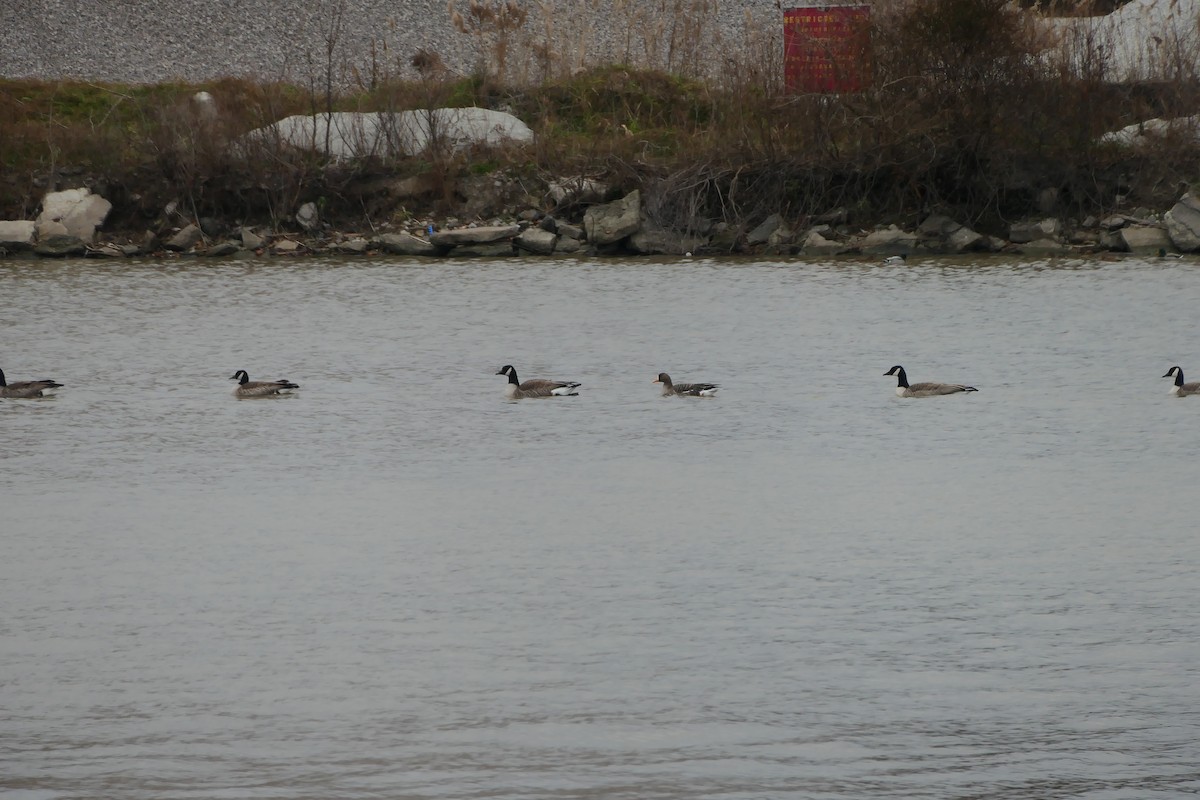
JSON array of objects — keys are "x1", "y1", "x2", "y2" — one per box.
[
  {"x1": 1118, "y1": 224, "x2": 1172, "y2": 254},
  {"x1": 1165, "y1": 193, "x2": 1200, "y2": 251},
  {"x1": 430, "y1": 225, "x2": 519, "y2": 246},
  {"x1": 37, "y1": 188, "x2": 112, "y2": 243},
  {"x1": 800, "y1": 229, "x2": 845, "y2": 256},
  {"x1": 165, "y1": 224, "x2": 203, "y2": 251},
  {"x1": 746, "y1": 213, "x2": 782, "y2": 245},
  {"x1": 296, "y1": 202, "x2": 320, "y2": 231},
  {"x1": 548, "y1": 177, "x2": 607, "y2": 206},
  {"x1": 860, "y1": 224, "x2": 919, "y2": 255},
  {"x1": 36, "y1": 219, "x2": 69, "y2": 239},
  {"x1": 514, "y1": 227, "x2": 558, "y2": 254},
  {"x1": 240, "y1": 228, "x2": 264, "y2": 249},
  {"x1": 583, "y1": 190, "x2": 641, "y2": 245},
  {"x1": 946, "y1": 226, "x2": 984, "y2": 253},
  {"x1": 0, "y1": 220, "x2": 37, "y2": 250}
]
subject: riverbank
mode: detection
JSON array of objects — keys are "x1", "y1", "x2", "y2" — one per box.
[
  {"x1": 4, "y1": 179, "x2": 1198, "y2": 260},
  {"x1": 3, "y1": 0, "x2": 1199, "y2": 259}
]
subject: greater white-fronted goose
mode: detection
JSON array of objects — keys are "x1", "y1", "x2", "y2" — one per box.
[
  {"x1": 495, "y1": 365, "x2": 580, "y2": 399},
  {"x1": 885, "y1": 365, "x2": 977, "y2": 397},
  {"x1": 1163, "y1": 366, "x2": 1200, "y2": 396},
  {"x1": 230, "y1": 369, "x2": 299, "y2": 397},
  {"x1": 0, "y1": 368, "x2": 63, "y2": 398},
  {"x1": 654, "y1": 372, "x2": 718, "y2": 397}
]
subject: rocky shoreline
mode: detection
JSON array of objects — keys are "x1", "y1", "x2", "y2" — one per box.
[{"x1": 3, "y1": 181, "x2": 1200, "y2": 262}]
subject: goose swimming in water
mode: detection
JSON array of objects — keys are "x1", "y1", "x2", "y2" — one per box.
[
  {"x1": 654, "y1": 372, "x2": 719, "y2": 397},
  {"x1": 495, "y1": 365, "x2": 580, "y2": 399},
  {"x1": 0, "y1": 368, "x2": 63, "y2": 398},
  {"x1": 1163, "y1": 366, "x2": 1200, "y2": 396},
  {"x1": 230, "y1": 369, "x2": 299, "y2": 397},
  {"x1": 884, "y1": 365, "x2": 977, "y2": 397}
]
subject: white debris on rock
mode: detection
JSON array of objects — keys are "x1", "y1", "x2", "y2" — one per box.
[
  {"x1": 1046, "y1": 0, "x2": 1200, "y2": 80},
  {"x1": 1099, "y1": 116, "x2": 1200, "y2": 147},
  {"x1": 242, "y1": 108, "x2": 533, "y2": 161}
]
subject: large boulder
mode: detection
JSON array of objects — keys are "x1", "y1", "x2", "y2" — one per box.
[
  {"x1": 37, "y1": 188, "x2": 111, "y2": 243},
  {"x1": 920, "y1": 214, "x2": 985, "y2": 253},
  {"x1": 1165, "y1": 192, "x2": 1200, "y2": 252},
  {"x1": 296, "y1": 202, "x2": 320, "y2": 231},
  {"x1": 945, "y1": 226, "x2": 985, "y2": 253},
  {"x1": 431, "y1": 224, "x2": 519, "y2": 247},
  {"x1": 373, "y1": 233, "x2": 440, "y2": 256},
  {"x1": 165, "y1": 224, "x2": 203, "y2": 251},
  {"x1": 548, "y1": 177, "x2": 608, "y2": 207},
  {"x1": 203, "y1": 241, "x2": 241, "y2": 257},
  {"x1": 800, "y1": 228, "x2": 846, "y2": 256},
  {"x1": 627, "y1": 227, "x2": 706, "y2": 255},
  {"x1": 330, "y1": 238, "x2": 370, "y2": 254},
  {"x1": 514, "y1": 227, "x2": 557, "y2": 254},
  {"x1": 1118, "y1": 224, "x2": 1172, "y2": 255},
  {"x1": 240, "y1": 228, "x2": 265, "y2": 250},
  {"x1": 451, "y1": 242, "x2": 516, "y2": 258},
  {"x1": 556, "y1": 222, "x2": 584, "y2": 240},
  {"x1": 270, "y1": 238, "x2": 303, "y2": 255},
  {"x1": 555, "y1": 236, "x2": 583, "y2": 254},
  {"x1": 1009, "y1": 218, "x2": 1062, "y2": 244},
  {"x1": 0, "y1": 220, "x2": 37, "y2": 252},
  {"x1": 1016, "y1": 238, "x2": 1069, "y2": 255},
  {"x1": 746, "y1": 213, "x2": 783, "y2": 246},
  {"x1": 860, "y1": 224, "x2": 918, "y2": 255},
  {"x1": 584, "y1": 190, "x2": 641, "y2": 245},
  {"x1": 34, "y1": 234, "x2": 87, "y2": 257}
]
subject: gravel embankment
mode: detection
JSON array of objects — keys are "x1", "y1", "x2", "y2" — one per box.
[{"x1": 0, "y1": 0, "x2": 779, "y2": 85}]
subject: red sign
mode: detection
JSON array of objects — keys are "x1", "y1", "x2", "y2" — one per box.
[{"x1": 784, "y1": 5, "x2": 871, "y2": 93}]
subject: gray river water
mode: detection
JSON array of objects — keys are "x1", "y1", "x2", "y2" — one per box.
[{"x1": 3, "y1": 255, "x2": 1198, "y2": 799}]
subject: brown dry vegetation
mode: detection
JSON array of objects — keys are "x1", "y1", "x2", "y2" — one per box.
[{"x1": 1, "y1": 0, "x2": 1197, "y2": 240}]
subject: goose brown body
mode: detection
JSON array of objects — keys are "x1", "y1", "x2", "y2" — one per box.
[
  {"x1": 230, "y1": 369, "x2": 299, "y2": 397},
  {"x1": 885, "y1": 365, "x2": 976, "y2": 397},
  {"x1": 496, "y1": 365, "x2": 580, "y2": 399},
  {"x1": 0, "y1": 368, "x2": 63, "y2": 398},
  {"x1": 654, "y1": 372, "x2": 719, "y2": 397}
]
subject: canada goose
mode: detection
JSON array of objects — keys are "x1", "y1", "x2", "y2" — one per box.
[
  {"x1": 654, "y1": 372, "x2": 718, "y2": 397},
  {"x1": 230, "y1": 369, "x2": 299, "y2": 397},
  {"x1": 884, "y1": 365, "x2": 977, "y2": 397},
  {"x1": 1158, "y1": 248, "x2": 1183, "y2": 259},
  {"x1": 495, "y1": 365, "x2": 580, "y2": 399},
  {"x1": 0, "y1": 368, "x2": 63, "y2": 398},
  {"x1": 1163, "y1": 366, "x2": 1200, "y2": 396},
  {"x1": 882, "y1": 254, "x2": 907, "y2": 265}
]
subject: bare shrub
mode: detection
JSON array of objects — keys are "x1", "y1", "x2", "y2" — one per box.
[{"x1": 449, "y1": 0, "x2": 529, "y2": 81}]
